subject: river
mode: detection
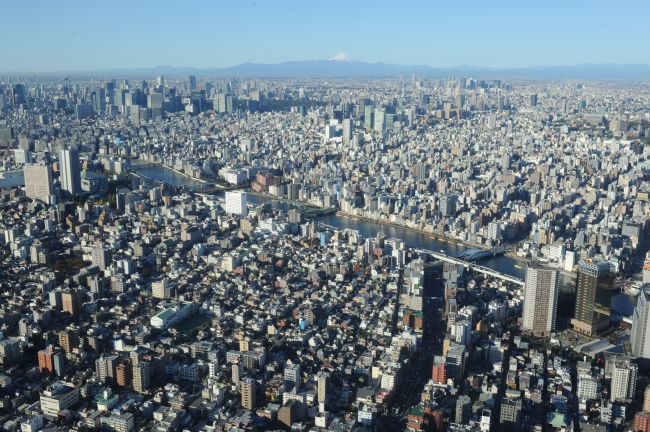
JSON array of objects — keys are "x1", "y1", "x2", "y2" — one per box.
[
  {"x1": 129, "y1": 162, "x2": 205, "y2": 187},
  {"x1": 134, "y1": 164, "x2": 638, "y2": 315}
]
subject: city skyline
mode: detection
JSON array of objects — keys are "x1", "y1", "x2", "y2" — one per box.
[{"x1": 2, "y1": 0, "x2": 650, "y2": 73}]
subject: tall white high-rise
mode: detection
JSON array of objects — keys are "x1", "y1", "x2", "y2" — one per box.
[
  {"x1": 59, "y1": 148, "x2": 81, "y2": 196},
  {"x1": 611, "y1": 360, "x2": 637, "y2": 402},
  {"x1": 631, "y1": 287, "x2": 650, "y2": 359},
  {"x1": 521, "y1": 264, "x2": 559, "y2": 335},
  {"x1": 225, "y1": 191, "x2": 247, "y2": 216}
]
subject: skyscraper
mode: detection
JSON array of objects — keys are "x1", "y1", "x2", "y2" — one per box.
[
  {"x1": 225, "y1": 191, "x2": 247, "y2": 216},
  {"x1": 342, "y1": 118, "x2": 352, "y2": 143},
  {"x1": 631, "y1": 286, "x2": 650, "y2": 359},
  {"x1": 92, "y1": 88, "x2": 106, "y2": 113},
  {"x1": 24, "y1": 164, "x2": 53, "y2": 201},
  {"x1": 59, "y1": 148, "x2": 81, "y2": 196},
  {"x1": 571, "y1": 258, "x2": 615, "y2": 335},
  {"x1": 521, "y1": 264, "x2": 559, "y2": 335},
  {"x1": 241, "y1": 377, "x2": 256, "y2": 410},
  {"x1": 189, "y1": 75, "x2": 196, "y2": 90}
]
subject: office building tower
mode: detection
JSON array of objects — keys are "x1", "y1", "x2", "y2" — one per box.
[
  {"x1": 133, "y1": 362, "x2": 150, "y2": 393},
  {"x1": 156, "y1": 75, "x2": 164, "y2": 87},
  {"x1": 529, "y1": 94, "x2": 538, "y2": 107},
  {"x1": 342, "y1": 118, "x2": 352, "y2": 143},
  {"x1": 521, "y1": 264, "x2": 559, "y2": 335},
  {"x1": 455, "y1": 395, "x2": 471, "y2": 424},
  {"x1": 59, "y1": 329, "x2": 79, "y2": 354},
  {"x1": 75, "y1": 103, "x2": 93, "y2": 119},
  {"x1": 500, "y1": 398, "x2": 522, "y2": 432},
  {"x1": 24, "y1": 164, "x2": 53, "y2": 201},
  {"x1": 62, "y1": 288, "x2": 83, "y2": 317},
  {"x1": 148, "y1": 93, "x2": 164, "y2": 120},
  {"x1": 284, "y1": 363, "x2": 301, "y2": 393},
  {"x1": 316, "y1": 371, "x2": 330, "y2": 404},
  {"x1": 611, "y1": 360, "x2": 637, "y2": 401},
  {"x1": 92, "y1": 88, "x2": 105, "y2": 113},
  {"x1": 92, "y1": 247, "x2": 112, "y2": 271},
  {"x1": 571, "y1": 258, "x2": 615, "y2": 335},
  {"x1": 241, "y1": 378, "x2": 256, "y2": 410},
  {"x1": 189, "y1": 75, "x2": 196, "y2": 90},
  {"x1": 632, "y1": 286, "x2": 650, "y2": 359},
  {"x1": 374, "y1": 109, "x2": 386, "y2": 132},
  {"x1": 440, "y1": 194, "x2": 458, "y2": 217},
  {"x1": 225, "y1": 191, "x2": 247, "y2": 216},
  {"x1": 364, "y1": 104, "x2": 374, "y2": 128},
  {"x1": 59, "y1": 148, "x2": 81, "y2": 196}
]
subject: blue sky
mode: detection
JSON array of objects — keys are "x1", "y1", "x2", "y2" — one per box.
[{"x1": 1, "y1": 0, "x2": 649, "y2": 72}]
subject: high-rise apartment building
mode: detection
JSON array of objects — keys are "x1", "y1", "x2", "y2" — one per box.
[
  {"x1": 455, "y1": 395, "x2": 471, "y2": 424},
  {"x1": 116, "y1": 359, "x2": 133, "y2": 387},
  {"x1": 62, "y1": 288, "x2": 83, "y2": 317},
  {"x1": 572, "y1": 258, "x2": 615, "y2": 335},
  {"x1": 440, "y1": 194, "x2": 458, "y2": 217},
  {"x1": 521, "y1": 264, "x2": 559, "y2": 335},
  {"x1": 0, "y1": 338, "x2": 21, "y2": 366},
  {"x1": 59, "y1": 148, "x2": 81, "y2": 196},
  {"x1": 38, "y1": 346, "x2": 65, "y2": 377},
  {"x1": 500, "y1": 398, "x2": 522, "y2": 431},
  {"x1": 241, "y1": 377, "x2": 256, "y2": 410},
  {"x1": 92, "y1": 247, "x2": 112, "y2": 271},
  {"x1": 316, "y1": 371, "x2": 330, "y2": 404},
  {"x1": 133, "y1": 362, "x2": 150, "y2": 393},
  {"x1": 225, "y1": 191, "x2": 247, "y2": 216},
  {"x1": 59, "y1": 329, "x2": 79, "y2": 354},
  {"x1": 611, "y1": 360, "x2": 637, "y2": 402},
  {"x1": 24, "y1": 164, "x2": 53, "y2": 201}
]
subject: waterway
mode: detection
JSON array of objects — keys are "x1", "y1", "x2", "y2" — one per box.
[
  {"x1": 128, "y1": 161, "x2": 204, "y2": 187},
  {"x1": 0, "y1": 170, "x2": 25, "y2": 189},
  {"x1": 135, "y1": 164, "x2": 637, "y2": 315}
]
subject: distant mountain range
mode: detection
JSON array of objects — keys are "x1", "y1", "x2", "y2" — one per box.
[{"x1": 45, "y1": 59, "x2": 650, "y2": 78}]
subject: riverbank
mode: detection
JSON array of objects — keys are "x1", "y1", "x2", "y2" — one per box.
[{"x1": 336, "y1": 210, "x2": 532, "y2": 263}]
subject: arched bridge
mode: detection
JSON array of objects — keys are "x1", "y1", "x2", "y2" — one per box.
[{"x1": 456, "y1": 248, "x2": 494, "y2": 261}]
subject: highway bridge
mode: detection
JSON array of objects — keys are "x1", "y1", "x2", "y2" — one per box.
[{"x1": 417, "y1": 249, "x2": 525, "y2": 286}]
